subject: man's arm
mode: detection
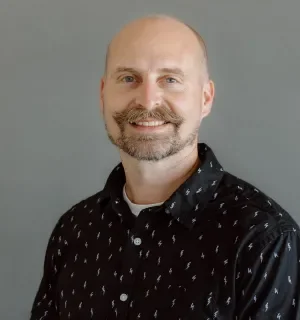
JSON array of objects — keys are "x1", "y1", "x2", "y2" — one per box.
[
  {"x1": 234, "y1": 228, "x2": 300, "y2": 319},
  {"x1": 30, "y1": 217, "x2": 64, "y2": 320}
]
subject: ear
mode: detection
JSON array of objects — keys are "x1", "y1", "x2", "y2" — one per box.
[
  {"x1": 100, "y1": 77, "x2": 105, "y2": 114},
  {"x1": 201, "y1": 80, "x2": 215, "y2": 118}
]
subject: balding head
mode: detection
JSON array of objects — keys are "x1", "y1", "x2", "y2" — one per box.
[
  {"x1": 100, "y1": 14, "x2": 215, "y2": 161},
  {"x1": 104, "y1": 15, "x2": 209, "y2": 79}
]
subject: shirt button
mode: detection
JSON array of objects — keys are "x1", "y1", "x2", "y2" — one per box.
[
  {"x1": 120, "y1": 293, "x2": 128, "y2": 302},
  {"x1": 134, "y1": 237, "x2": 142, "y2": 246}
]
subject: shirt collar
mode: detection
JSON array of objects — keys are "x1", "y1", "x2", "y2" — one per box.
[{"x1": 102, "y1": 143, "x2": 224, "y2": 229}]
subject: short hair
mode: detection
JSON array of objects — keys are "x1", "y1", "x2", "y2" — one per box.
[{"x1": 104, "y1": 14, "x2": 209, "y2": 78}]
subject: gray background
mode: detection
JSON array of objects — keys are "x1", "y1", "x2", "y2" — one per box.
[{"x1": 1, "y1": 0, "x2": 300, "y2": 319}]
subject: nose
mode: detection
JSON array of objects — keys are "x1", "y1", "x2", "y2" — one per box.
[{"x1": 135, "y1": 80, "x2": 162, "y2": 109}]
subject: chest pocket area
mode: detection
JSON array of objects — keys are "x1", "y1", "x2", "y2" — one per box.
[{"x1": 151, "y1": 267, "x2": 217, "y2": 319}]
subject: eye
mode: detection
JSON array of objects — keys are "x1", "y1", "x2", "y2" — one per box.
[
  {"x1": 121, "y1": 76, "x2": 135, "y2": 83},
  {"x1": 165, "y1": 77, "x2": 178, "y2": 84}
]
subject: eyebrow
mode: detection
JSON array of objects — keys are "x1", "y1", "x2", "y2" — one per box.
[{"x1": 112, "y1": 67, "x2": 185, "y2": 77}]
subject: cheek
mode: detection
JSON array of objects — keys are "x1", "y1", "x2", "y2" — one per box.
[
  {"x1": 104, "y1": 85, "x2": 131, "y2": 109},
  {"x1": 184, "y1": 93, "x2": 203, "y2": 120},
  {"x1": 102, "y1": 100, "x2": 127, "y2": 130},
  {"x1": 171, "y1": 98, "x2": 202, "y2": 135},
  {"x1": 171, "y1": 95, "x2": 202, "y2": 120}
]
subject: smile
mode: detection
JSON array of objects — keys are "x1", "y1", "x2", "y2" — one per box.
[{"x1": 128, "y1": 120, "x2": 168, "y2": 127}]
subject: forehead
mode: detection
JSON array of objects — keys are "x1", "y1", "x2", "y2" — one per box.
[
  {"x1": 111, "y1": 55, "x2": 197, "y2": 75},
  {"x1": 107, "y1": 24, "x2": 203, "y2": 74},
  {"x1": 108, "y1": 46, "x2": 201, "y2": 76}
]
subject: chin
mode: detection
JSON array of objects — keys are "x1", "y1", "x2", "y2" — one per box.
[{"x1": 120, "y1": 137, "x2": 188, "y2": 161}]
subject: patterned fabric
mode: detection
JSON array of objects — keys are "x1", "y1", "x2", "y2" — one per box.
[
  {"x1": 123, "y1": 186, "x2": 163, "y2": 217},
  {"x1": 30, "y1": 143, "x2": 300, "y2": 319}
]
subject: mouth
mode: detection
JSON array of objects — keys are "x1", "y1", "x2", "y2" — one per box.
[{"x1": 128, "y1": 120, "x2": 169, "y2": 127}]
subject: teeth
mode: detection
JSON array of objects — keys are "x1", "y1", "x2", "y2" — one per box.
[{"x1": 130, "y1": 121, "x2": 166, "y2": 127}]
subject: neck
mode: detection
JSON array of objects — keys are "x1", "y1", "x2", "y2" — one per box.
[{"x1": 120, "y1": 143, "x2": 200, "y2": 205}]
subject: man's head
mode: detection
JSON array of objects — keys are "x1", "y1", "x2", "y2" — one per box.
[{"x1": 100, "y1": 14, "x2": 215, "y2": 161}]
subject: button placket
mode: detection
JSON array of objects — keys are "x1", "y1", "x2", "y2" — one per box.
[
  {"x1": 134, "y1": 237, "x2": 142, "y2": 246},
  {"x1": 120, "y1": 293, "x2": 128, "y2": 302}
]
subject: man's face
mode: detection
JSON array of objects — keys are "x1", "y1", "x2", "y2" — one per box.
[{"x1": 101, "y1": 19, "x2": 213, "y2": 161}]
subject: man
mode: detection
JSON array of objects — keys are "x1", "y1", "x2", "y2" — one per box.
[{"x1": 30, "y1": 15, "x2": 300, "y2": 319}]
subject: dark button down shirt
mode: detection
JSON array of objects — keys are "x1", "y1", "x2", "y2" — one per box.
[{"x1": 30, "y1": 143, "x2": 300, "y2": 320}]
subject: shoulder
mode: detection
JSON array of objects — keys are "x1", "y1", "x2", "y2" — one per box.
[
  {"x1": 217, "y1": 171, "x2": 300, "y2": 253},
  {"x1": 49, "y1": 189, "x2": 109, "y2": 240}
]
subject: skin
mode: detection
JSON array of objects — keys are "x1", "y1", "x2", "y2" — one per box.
[{"x1": 100, "y1": 16, "x2": 215, "y2": 204}]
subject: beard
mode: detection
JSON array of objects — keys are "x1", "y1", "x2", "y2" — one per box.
[{"x1": 104, "y1": 104, "x2": 199, "y2": 161}]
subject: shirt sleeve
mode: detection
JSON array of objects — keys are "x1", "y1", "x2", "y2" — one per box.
[
  {"x1": 234, "y1": 228, "x2": 300, "y2": 320},
  {"x1": 30, "y1": 217, "x2": 64, "y2": 320}
]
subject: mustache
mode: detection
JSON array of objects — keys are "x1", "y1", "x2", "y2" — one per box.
[{"x1": 113, "y1": 106, "x2": 184, "y2": 126}]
